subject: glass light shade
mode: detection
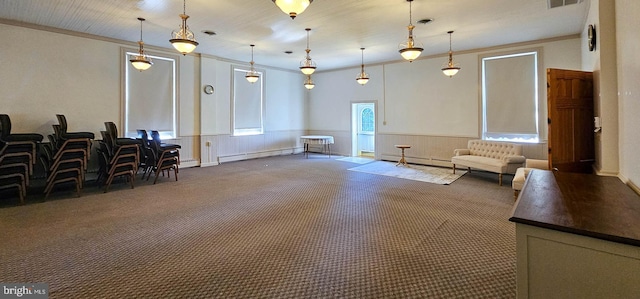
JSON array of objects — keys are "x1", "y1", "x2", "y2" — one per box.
[
  {"x1": 300, "y1": 65, "x2": 316, "y2": 75},
  {"x1": 304, "y1": 76, "x2": 315, "y2": 89},
  {"x1": 170, "y1": 14, "x2": 198, "y2": 55},
  {"x1": 300, "y1": 50, "x2": 316, "y2": 75},
  {"x1": 130, "y1": 57, "x2": 153, "y2": 71},
  {"x1": 399, "y1": 47, "x2": 423, "y2": 61},
  {"x1": 442, "y1": 66, "x2": 460, "y2": 77},
  {"x1": 170, "y1": 40, "x2": 198, "y2": 54},
  {"x1": 356, "y1": 72, "x2": 369, "y2": 85},
  {"x1": 273, "y1": 0, "x2": 313, "y2": 19},
  {"x1": 245, "y1": 72, "x2": 260, "y2": 83}
]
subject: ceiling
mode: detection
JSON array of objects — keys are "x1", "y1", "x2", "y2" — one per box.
[{"x1": 0, "y1": 0, "x2": 589, "y2": 72}]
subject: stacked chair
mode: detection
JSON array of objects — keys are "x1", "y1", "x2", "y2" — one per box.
[
  {"x1": 96, "y1": 122, "x2": 140, "y2": 192},
  {"x1": 0, "y1": 114, "x2": 43, "y2": 204},
  {"x1": 148, "y1": 130, "x2": 180, "y2": 184},
  {"x1": 41, "y1": 115, "x2": 94, "y2": 199}
]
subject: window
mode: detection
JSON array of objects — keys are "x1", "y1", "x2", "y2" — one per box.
[
  {"x1": 481, "y1": 51, "x2": 539, "y2": 143},
  {"x1": 124, "y1": 51, "x2": 177, "y2": 139},
  {"x1": 361, "y1": 108, "x2": 374, "y2": 133},
  {"x1": 232, "y1": 67, "x2": 264, "y2": 136}
]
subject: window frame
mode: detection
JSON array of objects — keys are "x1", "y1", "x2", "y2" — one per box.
[
  {"x1": 122, "y1": 49, "x2": 179, "y2": 139},
  {"x1": 480, "y1": 49, "x2": 542, "y2": 143},
  {"x1": 231, "y1": 66, "x2": 265, "y2": 136}
]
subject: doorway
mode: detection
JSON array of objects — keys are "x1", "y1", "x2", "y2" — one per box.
[{"x1": 351, "y1": 102, "x2": 375, "y2": 158}]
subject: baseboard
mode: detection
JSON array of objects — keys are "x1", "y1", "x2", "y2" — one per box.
[
  {"x1": 218, "y1": 148, "x2": 302, "y2": 164},
  {"x1": 180, "y1": 159, "x2": 199, "y2": 168},
  {"x1": 618, "y1": 174, "x2": 640, "y2": 196},
  {"x1": 200, "y1": 161, "x2": 219, "y2": 167}
]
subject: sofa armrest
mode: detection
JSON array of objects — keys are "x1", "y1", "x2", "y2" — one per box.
[
  {"x1": 453, "y1": 149, "x2": 470, "y2": 156},
  {"x1": 525, "y1": 159, "x2": 549, "y2": 170},
  {"x1": 503, "y1": 155, "x2": 526, "y2": 164}
]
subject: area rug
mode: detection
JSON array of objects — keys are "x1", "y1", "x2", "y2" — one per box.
[
  {"x1": 349, "y1": 161, "x2": 466, "y2": 185},
  {"x1": 335, "y1": 156, "x2": 374, "y2": 164}
]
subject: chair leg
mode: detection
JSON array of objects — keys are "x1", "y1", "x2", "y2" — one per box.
[
  {"x1": 499, "y1": 173, "x2": 503, "y2": 186},
  {"x1": 453, "y1": 164, "x2": 456, "y2": 174},
  {"x1": 174, "y1": 166, "x2": 178, "y2": 181},
  {"x1": 514, "y1": 189, "x2": 520, "y2": 199}
]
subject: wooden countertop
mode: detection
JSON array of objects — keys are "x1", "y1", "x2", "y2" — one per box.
[{"x1": 509, "y1": 170, "x2": 640, "y2": 246}]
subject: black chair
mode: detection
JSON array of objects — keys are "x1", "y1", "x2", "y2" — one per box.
[
  {"x1": 0, "y1": 163, "x2": 28, "y2": 204},
  {"x1": 97, "y1": 130, "x2": 139, "y2": 192},
  {"x1": 149, "y1": 130, "x2": 180, "y2": 184},
  {"x1": 136, "y1": 129, "x2": 155, "y2": 180},
  {"x1": 41, "y1": 142, "x2": 83, "y2": 199},
  {"x1": 0, "y1": 114, "x2": 43, "y2": 203},
  {"x1": 41, "y1": 115, "x2": 94, "y2": 199},
  {"x1": 0, "y1": 114, "x2": 43, "y2": 175},
  {"x1": 55, "y1": 114, "x2": 95, "y2": 140}
]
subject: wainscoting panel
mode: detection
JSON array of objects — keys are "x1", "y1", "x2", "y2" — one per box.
[
  {"x1": 305, "y1": 130, "x2": 351, "y2": 157},
  {"x1": 200, "y1": 130, "x2": 306, "y2": 166},
  {"x1": 376, "y1": 134, "x2": 548, "y2": 168},
  {"x1": 165, "y1": 135, "x2": 200, "y2": 168}
]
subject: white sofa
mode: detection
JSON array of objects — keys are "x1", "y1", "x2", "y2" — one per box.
[
  {"x1": 452, "y1": 140, "x2": 526, "y2": 185},
  {"x1": 512, "y1": 159, "x2": 549, "y2": 198}
]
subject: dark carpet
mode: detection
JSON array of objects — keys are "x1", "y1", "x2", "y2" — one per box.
[{"x1": 0, "y1": 154, "x2": 516, "y2": 298}]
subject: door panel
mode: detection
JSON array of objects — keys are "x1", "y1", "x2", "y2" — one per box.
[{"x1": 547, "y1": 68, "x2": 595, "y2": 173}]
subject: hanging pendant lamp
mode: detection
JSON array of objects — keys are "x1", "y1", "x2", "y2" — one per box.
[
  {"x1": 398, "y1": 0, "x2": 423, "y2": 62},
  {"x1": 441, "y1": 31, "x2": 461, "y2": 77},
  {"x1": 304, "y1": 75, "x2": 315, "y2": 90},
  {"x1": 356, "y1": 48, "x2": 370, "y2": 85},
  {"x1": 272, "y1": 0, "x2": 313, "y2": 19},
  {"x1": 300, "y1": 28, "x2": 317, "y2": 75},
  {"x1": 130, "y1": 17, "x2": 153, "y2": 71},
  {"x1": 170, "y1": 0, "x2": 199, "y2": 55},
  {"x1": 245, "y1": 45, "x2": 260, "y2": 83}
]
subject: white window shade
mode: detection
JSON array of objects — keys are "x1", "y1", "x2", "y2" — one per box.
[
  {"x1": 482, "y1": 52, "x2": 538, "y2": 142},
  {"x1": 125, "y1": 53, "x2": 176, "y2": 138},
  {"x1": 233, "y1": 67, "x2": 264, "y2": 136}
]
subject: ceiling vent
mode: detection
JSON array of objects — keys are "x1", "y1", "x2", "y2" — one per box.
[{"x1": 548, "y1": 0, "x2": 583, "y2": 9}]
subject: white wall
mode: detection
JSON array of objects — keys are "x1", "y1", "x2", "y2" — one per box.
[
  {"x1": 582, "y1": 0, "x2": 620, "y2": 175},
  {"x1": 615, "y1": 0, "x2": 640, "y2": 191},
  {"x1": 309, "y1": 37, "x2": 582, "y2": 161},
  {"x1": 0, "y1": 22, "x2": 307, "y2": 167}
]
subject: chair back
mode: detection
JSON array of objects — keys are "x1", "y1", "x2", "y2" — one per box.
[
  {"x1": 0, "y1": 114, "x2": 11, "y2": 140},
  {"x1": 56, "y1": 114, "x2": 68, "y2": 135}
]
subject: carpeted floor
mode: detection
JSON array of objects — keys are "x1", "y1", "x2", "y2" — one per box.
[{"x1": 0, "y1": 154, "x2": 516, "y2": 298}]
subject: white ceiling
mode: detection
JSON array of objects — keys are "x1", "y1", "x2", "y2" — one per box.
[{"x1": 0, "y1": 0, "x2": 589, "y2": 71}]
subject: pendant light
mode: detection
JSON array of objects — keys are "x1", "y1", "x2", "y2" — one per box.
[
  {"x1": 272, "y1": 0, "x2": 313, "y2": 19},
  {"x1": 441, "y1": 31, "x2": 461, "y2": 77},
  {"x1": 300, "y1": 28, "x2": 317, "y2": 75},
  {"x1": 169, "y1": 0, "x2": 199, "y2": 55},
  {"x1": 304, "y1": 75, "x2": 315, "y2": 90},
  {"x1": 398, "y1": 0, "x2": 423, "y2": 62},
  {"x1": 130, "y1": 17, "x2": 153, "y2": 71},
  {"x1": 245, "y1": 45, "x2": 260, "y2": 83},
  {"x1": 356, "y1": 48, "x2": 370, "y2": 85}
]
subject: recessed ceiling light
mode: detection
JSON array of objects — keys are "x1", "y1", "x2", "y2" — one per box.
[
  {"x1": 201, "y1": 30, "x2": 216, "y2": 36},
  {"x1": 417, "y1": 18, "x2": 434, "y2": 24}
]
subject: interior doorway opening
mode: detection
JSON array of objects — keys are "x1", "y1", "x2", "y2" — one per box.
[{"x1": 351, "y1": 102, "x2": 376, "y2": 158}]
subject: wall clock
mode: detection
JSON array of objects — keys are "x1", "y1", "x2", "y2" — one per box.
[
  {"x1": 203, "y1": 84, "x2": 214, "y2": 95},
  {"x1": 588, "y1": 24, "x2": 596, "y2": 52}
]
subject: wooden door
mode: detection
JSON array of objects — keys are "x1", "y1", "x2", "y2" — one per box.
[{"x1": 547, "y1": 68, "x2": 595, "y2": 173}]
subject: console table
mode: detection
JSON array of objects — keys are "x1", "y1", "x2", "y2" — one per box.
[
  {"x1": 300, "y1": 135, "x2": 334, "y2": 158},
  {"x1": 509, "y1": 170, "x2": 640, "y2": 298}
]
